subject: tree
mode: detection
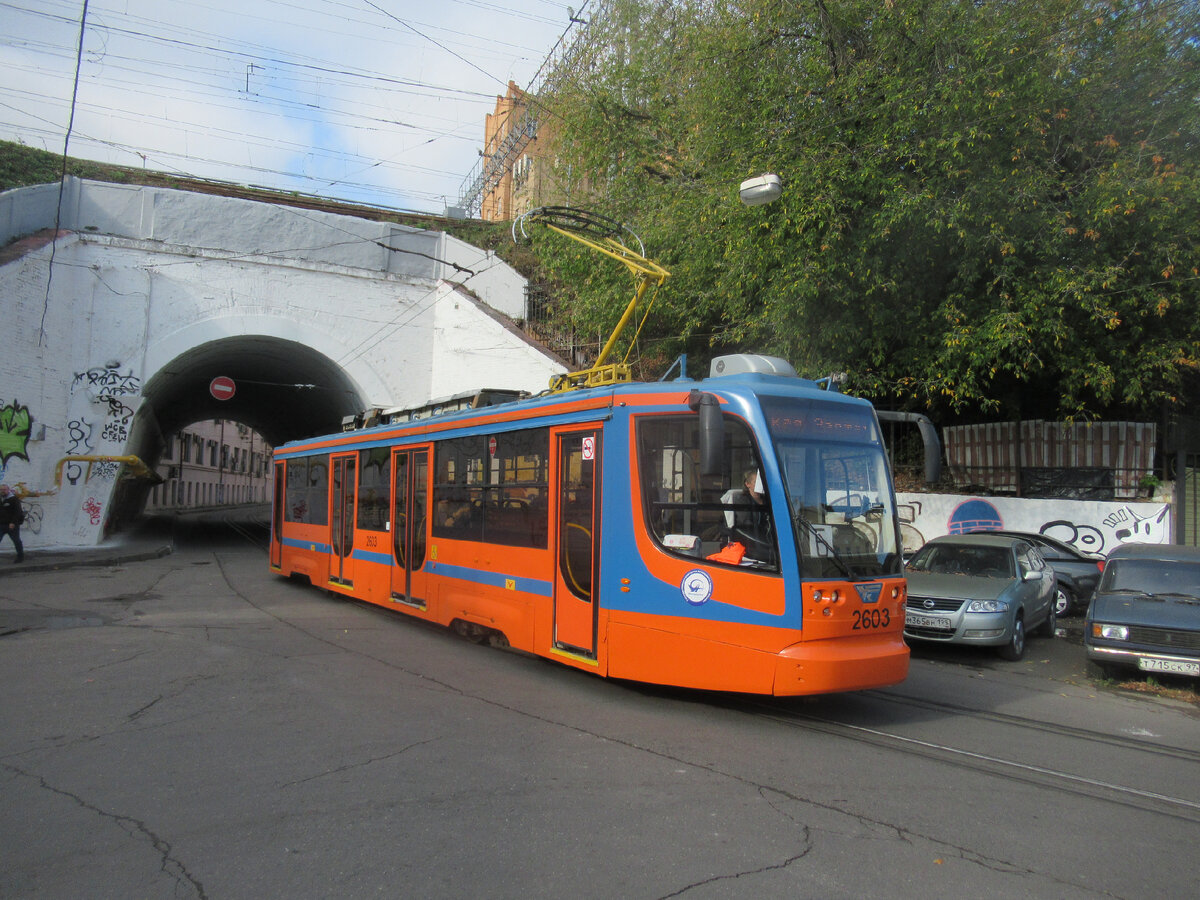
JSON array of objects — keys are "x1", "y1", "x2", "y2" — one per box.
[{"x1": 535, "y1": 0, "x2": 1200, "y2": 421}]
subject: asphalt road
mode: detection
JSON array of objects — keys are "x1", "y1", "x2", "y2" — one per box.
[{"x1": 1, "y1": 517, "x2": 1198, "y2": 899}]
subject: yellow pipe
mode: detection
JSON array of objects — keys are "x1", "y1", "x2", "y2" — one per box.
[{"x1": 54, "y1": 455, "x2": 162, "y2": 487}]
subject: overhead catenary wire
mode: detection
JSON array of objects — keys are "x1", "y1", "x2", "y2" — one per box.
[
  {"x1": 0, "y1": 0, "x2": 574, "y2": 212},
  {"x1": 39, "y1": 0, "x2": 89, "y2": 350}
]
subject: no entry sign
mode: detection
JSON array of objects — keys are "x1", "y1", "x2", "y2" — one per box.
[{"x1": 209, "y1": 376, "x2": 236, "y2": 401}]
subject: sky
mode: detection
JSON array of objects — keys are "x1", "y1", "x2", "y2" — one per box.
[{"x1": 0, "y1": 0, "x2": 590, "y2": 214}]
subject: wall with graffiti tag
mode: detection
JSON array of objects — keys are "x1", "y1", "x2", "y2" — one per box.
[
  {"x1": 896, "y1": 492, "x2": 1172, "y2": 558},
  {"x1": 0, "y1": 177, "x2": 565, "y2": 549}
]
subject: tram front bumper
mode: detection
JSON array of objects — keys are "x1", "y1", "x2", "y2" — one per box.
[{"x1": 773, "y1": 633, "x2": 910, "y2": 696}]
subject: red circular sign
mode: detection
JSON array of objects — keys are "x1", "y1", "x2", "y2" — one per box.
[{"x1": 209, "y1": 376, "x2": 236, "y2": 401}]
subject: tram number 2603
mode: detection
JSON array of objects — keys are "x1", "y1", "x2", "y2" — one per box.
[{"x1": 852, "y1": 608, "x2": 891, "y2": 630}]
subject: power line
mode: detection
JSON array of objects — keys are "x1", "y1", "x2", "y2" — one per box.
[
  {"x1": 0, "y1": 0, "x2": 573, "y2": 213},
  {"x1": 41, "y1": 0, "x2": 89, "y2": 349}
]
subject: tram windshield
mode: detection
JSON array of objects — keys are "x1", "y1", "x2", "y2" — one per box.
[{"x1": 762, "y1": 396, "x2": 903, "y2": 579}]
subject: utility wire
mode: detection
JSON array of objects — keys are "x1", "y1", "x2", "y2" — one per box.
[{"x1": 39, "y1": 0, "x2": 88, "y2": 349}]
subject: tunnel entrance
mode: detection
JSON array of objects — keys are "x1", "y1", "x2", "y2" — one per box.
[
  {"x1": 109, "y1": 336, "x2": 368, "y2": 533},
  {"x1": 139, "y1": 335, "x2": 364, "y2": 448}
]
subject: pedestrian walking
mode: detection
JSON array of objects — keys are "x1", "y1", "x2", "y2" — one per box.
[{"x1": 0, "y1": 484, "x2": 25, "y2": 563}]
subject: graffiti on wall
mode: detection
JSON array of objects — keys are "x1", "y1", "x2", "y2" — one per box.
[
  {"x1": 62, "y1": 419, "x2": 97, "y2": 485},
  {"x1": 66, "y1": 419, "x2": 94, "y2": 456},
  {"x1": 19, "y1": 501, "x2": 43, "y2": 535},
  {"x1": 1039, "y1": 520, "x2": 1106, "y2": 555},
  {"x1": 897, "y1": 493, "x2": 1173, "y2": 556},
  {"x1": 1106, "y1": 505, "x2": 1171, "y2": 544},
  {"x1": 897, "y1": 500, "x2": 927, "y2": 552},
  {"x1": 1, "y1": 400, "x2": 33, "y2": 465},
  {"x1": 90, "y1": 460, "x2": 120, "y2": 481},
  {"x1": 100, "y1": 398, "x2": 136, "y2": 443},
  {"x1": 83, "y1": 497, "x2": 102, "y2": 526},
  {"x1": 72, "y1": 366, "x2": 142, "y2": 398},
  {"x1": 71, "y1": 365, "x2": 141, "y2": 447}
]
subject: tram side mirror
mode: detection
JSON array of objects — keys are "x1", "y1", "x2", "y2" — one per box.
[{"x1": 688, "y1": 390, "x2": 726, "y2": 477}]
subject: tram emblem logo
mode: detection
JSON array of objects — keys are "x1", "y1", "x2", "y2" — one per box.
[
  {"x1": 681, "y1": 569, "x2": 714, "y2": 605},
  {"x1": 855, "y1": 583, "x2": 882, "y2": 604}
]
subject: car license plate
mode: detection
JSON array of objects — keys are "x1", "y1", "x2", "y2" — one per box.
[
  {"x1": 906, "y1": 613, "x2": 953, "y2": 630},
  {"x1": 1138, "y1": 658, "x2": 1200, "y2": 677}
]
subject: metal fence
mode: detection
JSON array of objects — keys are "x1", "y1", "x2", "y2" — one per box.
[{"x1": 944, "y1": 420, "x2": 1157, "y2": 501}]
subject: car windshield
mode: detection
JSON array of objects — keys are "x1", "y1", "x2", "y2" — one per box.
[
  {"x1": 1101, "y1": 558, "x2": 1200, "y2": 597},
  {"x1": 908, "y1": 544, "x2": 1015, "y2": 579}
]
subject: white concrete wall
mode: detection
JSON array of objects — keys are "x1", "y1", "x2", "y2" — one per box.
[
  {"x1": 0, "y1": 182, "x2": 60, "y2": 242},
  {"x1": 437, "y1": 235, "x2": 528, "y2": 320},
  {"x1": 0, "y1": 179, "x2": 564, "y2": 548},
  {"x1": 896, "y1": 492, "x2": 1173, "y2": 557}
]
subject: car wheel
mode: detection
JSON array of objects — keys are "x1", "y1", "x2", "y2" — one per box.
[
  {"x1": 1036, "y1": 598, "x2": 1056, "y2": 638},
  {"x1": 998, "y1": 612, "x2": 1026, "y2": 661},
  {"x1": 1054, "y1": 586, "x2": 1074, "y2": 617}
]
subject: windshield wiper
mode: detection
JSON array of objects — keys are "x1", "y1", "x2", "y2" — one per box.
[{"x1": 792, "y1": 509, "x2": 854, "y2": 578}]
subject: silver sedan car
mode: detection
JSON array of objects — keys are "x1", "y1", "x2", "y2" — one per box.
[{"x1": 904, "y1": 534, "x2": 1057, "y2": 661}]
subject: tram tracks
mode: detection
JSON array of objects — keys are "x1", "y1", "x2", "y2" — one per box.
[
  {"x1": 733, "y1": 692, "x2": 1200, "y2": 825},
  {"x1": 218, "y1": 513, "x2": 270, "y2": 550},
  {"x1": 197, "y1": 523, "x2": 1200, "y2": 827},
  {"x1": 868, "y1": 687, "x2": 1200, "y2": 764}
]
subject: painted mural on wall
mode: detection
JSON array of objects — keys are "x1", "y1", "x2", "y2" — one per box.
[
  {"x1": 896, "y1": 492, "x2": 1172, "y2": 557},
  {"x1": 1, "y1": 400, "x2": 32, "y2": 466},
  {"x1": 0, "y1": 400, "x2": 44, "y2": 535}
]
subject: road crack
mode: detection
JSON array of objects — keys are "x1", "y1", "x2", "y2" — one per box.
[{"x1": 4, "y1": 764, "x2": 207, "y2": 899}]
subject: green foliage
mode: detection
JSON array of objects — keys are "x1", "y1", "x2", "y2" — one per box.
[
  {"x1": 0, "y1": 139, "x2": 141, "y2": 191},
  {"x1": 537, "y1": 0, "x2": 1200, "y2": 420}
]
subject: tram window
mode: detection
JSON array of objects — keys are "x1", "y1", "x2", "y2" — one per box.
[
  {"x1": 432, "y1": 427, "x2": 549, "y2": 548},
  {"x1": 284, "y1": 455, "x2": 330, "y2": 525},
  {"x1": 637, "y1": 415, "x2": 778, "y2": 570},
  {"x1": 357, "y1": 447, "x2": 390, "y2": 531}
]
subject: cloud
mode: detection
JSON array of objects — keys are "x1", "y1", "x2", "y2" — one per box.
[{"x1": 0, "y1": 0, "x2": 577, "y2": 213}]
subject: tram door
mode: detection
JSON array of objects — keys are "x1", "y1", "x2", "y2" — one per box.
[
  {"x1": 553, "y1": 428, "x2": 600, "y2": 655},
  {"x1": 330, "y1": 453, "x2": 356, "y2": 585},
  {"x1": 270, "y1": 461, "x2": 284, "y2": 568},
  {"x1": 390, "y1": 448, "x2": 429, "y2": 607}
]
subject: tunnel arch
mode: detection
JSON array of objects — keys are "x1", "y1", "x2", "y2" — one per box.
[
  {"x1": 4, "y1": 178, "x2": 567, "y2": 547},
  {"x1": 117, "y1": 330, "x2": 376, "y2": 532},
  {"x1": 140, "y1": 316, "x2": 392, "y2": 447}
]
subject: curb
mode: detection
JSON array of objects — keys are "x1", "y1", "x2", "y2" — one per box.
[{"x1": 0, "y1": 542, "x2": 174, "y2": 576}]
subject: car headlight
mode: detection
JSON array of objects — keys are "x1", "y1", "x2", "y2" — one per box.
[
  {"x1": 967, "y1": 599, "x2": 1009, "y2": 613},
  {"x1": 1092, "y1": 623, "x2": 1129, "y2": 641}
]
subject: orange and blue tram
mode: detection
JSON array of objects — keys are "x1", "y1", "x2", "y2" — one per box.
[{"x1": 269, "y1": 354, "x2": 910, "y2": 695}]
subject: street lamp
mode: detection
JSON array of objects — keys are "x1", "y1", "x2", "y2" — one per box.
[{"x1": 739, "y1": 173, "x2": 782, "y2": 206}]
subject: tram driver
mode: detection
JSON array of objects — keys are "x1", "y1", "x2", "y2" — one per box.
[{"x1": 722, "y1": 469, "x2": 766, "y2": 529}]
